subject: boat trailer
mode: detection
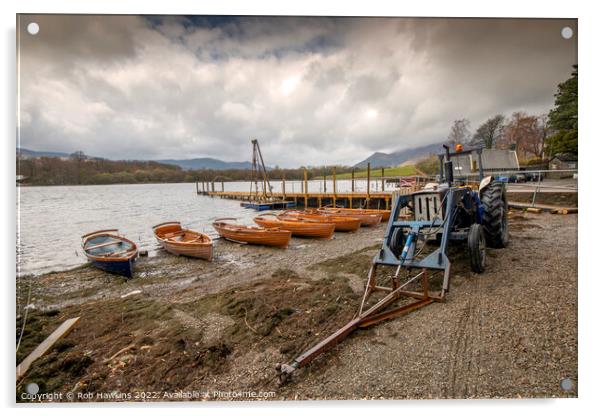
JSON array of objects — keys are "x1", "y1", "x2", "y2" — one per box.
[{"x1": 276, "y1": 146, "x2": 509, "y2": 382}]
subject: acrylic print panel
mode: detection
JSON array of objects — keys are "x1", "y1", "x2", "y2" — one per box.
[{"x1": 16, "y1": 14, "x2": 578, "y2": 402}]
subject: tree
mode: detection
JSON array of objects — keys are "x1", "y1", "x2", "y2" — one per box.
[
  {"x1": 546, "y1": 65, "x2": 578, "y2": 156},
  {"x1": 70, "y1": 150, "x2": 87, "y2": 161},
  {"x1": 447, "y1": 118, "x2": 471, "y2": 146},
  {"x1": 70, "y1": 150, "x2": 87, "y2": 184},
  {"x1": 522, "y1": 114, "x2": 549, "y2": 159},
  {"x1": 471, "y1": 114, "x2": 505, "y2": 149},
  {"x1": 499, "y1": 112, "x2": 547, "y2": 159}
]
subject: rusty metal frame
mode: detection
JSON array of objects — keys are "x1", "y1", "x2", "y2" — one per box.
[{"x1": 276, "y1": 263, "x2": 445, "y2": 382}]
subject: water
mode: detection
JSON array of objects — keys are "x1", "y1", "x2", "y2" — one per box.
[
  {"x1": 17, "y1": 180, "x2": 397, "y2": 276},
  {"x1": 17, "y1": 183, "x2": 252, "y2": 276}
]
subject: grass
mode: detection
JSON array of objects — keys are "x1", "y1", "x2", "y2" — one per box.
[{"x1": 330, "y1": 165, "x2": 417, "y2": 179}]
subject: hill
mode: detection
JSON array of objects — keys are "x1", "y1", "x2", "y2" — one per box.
[
  {"x1": 333, "y1": 165, "x2": 417, "y2": 179},
  {"x1": 157, "y1": 158, "x2": 255, "y2": 171},
  {"x1": 17, "y1": 148, "x2": 257, "y2": 171},
  {"x1": 354, "y1": 142, "x2": 444, "y2": 168},
  {"x1": 17, "y1": 148, "x2": 72, "y2": 159}
]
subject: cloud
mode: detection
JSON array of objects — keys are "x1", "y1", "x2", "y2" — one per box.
[{"x1": 18, "y1": 15, "x2": 577, "y2": 167}]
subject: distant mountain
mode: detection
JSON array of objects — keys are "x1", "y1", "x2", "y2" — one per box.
[
  {"x1": 17, "y1": 148, "x2": 72, "y2": 159},
  {"x1": 17, "y1": 147, "x2": 258, "y2": 171},
  {"x1": 354, "y1": 142, "x2": 445, "y2": 168},
  {"x1": 157, "y1": 158, "x2": 256, "y2": 171}
]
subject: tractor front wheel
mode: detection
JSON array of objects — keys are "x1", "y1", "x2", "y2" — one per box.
[
  {"x1": 481, "y1": 181, "x2": 509, "y2": 248},
  {"x1": 468, "y1": 223, "x2": 486, "y2": 273}
]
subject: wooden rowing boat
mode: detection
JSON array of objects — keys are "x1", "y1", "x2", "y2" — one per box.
[
  {"x1": 212, "y1": 218, "x2": 292, "y2": 247},
  {"x1": 81, "y1": 229, "x2": 138, "y2": 278},
  {"x1": 153, "y1": 221, "x2": 213, "y2": 261},
  {"x1": 278, "y1": 211, "x2": 361, "y2": 232},
  {"x1": 254, "y1": 214, "x2": 335, "y2": 239},
  {"x1": 314, "y1": 208, "x2": 382, "y2": 227},
  {"x1": 319, "y1": 207, "x2": 390, "y2": 222}
]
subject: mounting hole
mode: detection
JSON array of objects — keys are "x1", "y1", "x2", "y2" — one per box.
[
  {"x1": 26, "y1": 382, "x2": 39, "y2": 395},
  {"x1": 561, "y1": 26, "x2": 573, "y2": 40},
  {"x1": 27, "y1": 22, "x2": 40, "y2": 35},
  {"x1": 560, "y1": 377, "x2": 574, "y2": 391}
]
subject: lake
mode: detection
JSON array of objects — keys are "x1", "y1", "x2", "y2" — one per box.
[{"x1": 17, "y1": 180, "x2": 394, "y2": 276}]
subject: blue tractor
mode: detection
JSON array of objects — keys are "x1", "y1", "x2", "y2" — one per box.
[
  {"x1": 277, "y1": 145, "x2": 509, "y2": 383},
  {"x1": 385, "y1": 145, "x2": 509, "y2": 275}
]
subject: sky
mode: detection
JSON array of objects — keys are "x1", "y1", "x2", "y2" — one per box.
[{"x1": 17, "y1": 15, "x2": 577, "y2": 167}]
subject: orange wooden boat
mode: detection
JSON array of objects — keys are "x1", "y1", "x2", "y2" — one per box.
[
  {"x1": 212, "y1": 218, "x2": 291, "y2": 247},
  {"x1": 278, "y1": 211, "x2": 361, "y2": 232},
  {"x1": 314, "y1": 208, "x2": 382, "y2": 227},
  {"x1": 319, "y1": 207, "x2": 390, "y2": 222},
  {"x1": 153, "y1": 221, "x2": 213, "y2": 261},
  {"x1": 254, "y1": 214, "x2": 335, "y2": 239}
]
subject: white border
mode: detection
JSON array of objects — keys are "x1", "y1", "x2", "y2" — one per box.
[{"x1": 2, "y1": 1, "x2": 599, "y2": 415}]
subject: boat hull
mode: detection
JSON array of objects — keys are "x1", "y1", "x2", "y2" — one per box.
[
  {"x1": 213, "y1": 221, "x2": 292, "y2": 247},
  {"x1": 82, "y1": 230, "x2": 138, "y2": 278},
  {"x1": 90, "y1": 258, "x2": 135, "y2": 278},
  {"x1": 158, "y1": 241, "x2": 213, "y2": 260},
  {"x1": 320, "y1": 208, "x2": 391, "y2": 222},
  {"x1": 278, "y1": 212, "x2": 361, "y2": 232},
  {"x1": 153, "y1": 222, "x2": 213, "y2": 261},
  {"x1": 315, "y1": 209, "x2": 382, "y2": 227},
  {"x1": 254, "y1": 216, "x2": 335, "y2": 239}
]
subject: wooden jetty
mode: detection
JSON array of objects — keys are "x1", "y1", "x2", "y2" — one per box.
[
  {"x1": 195, "y1": 163, "x2": 423, "y2": 209},
  {"x1": 203, "y1": 190, "x2": 396, "y2": 209}
]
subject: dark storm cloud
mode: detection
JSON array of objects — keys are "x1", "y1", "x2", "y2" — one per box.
[{"x1": 18, "y1": 15, "x2": 576, "y2": 166}]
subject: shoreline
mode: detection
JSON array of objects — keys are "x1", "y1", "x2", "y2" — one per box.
[{"x1": 16, "y1": 212, "x2": 577, "y2": 401}]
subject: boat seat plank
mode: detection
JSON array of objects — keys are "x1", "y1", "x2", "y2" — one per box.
[
  {"x1": 163, "y1": 231, "x2": 184, "y2": 238},
  {"x1": 85, "y1": 240, "x2": 123, "y2": 251},
  {"x1": 17, "y1": 317, "x2": 81, "y2": 381},
  {"x1": 106, "y1": 249, "x2": 135, "y2": 257},
  {"x1": 178, "y1": 235, "x2": 203, "y2": 243}
]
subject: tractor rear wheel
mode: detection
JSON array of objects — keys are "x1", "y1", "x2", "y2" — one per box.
[
  {"x1": 389, "y1": 227, "x2": 406, "y2": 257},
  {"x1": 481, "y1": 181, "x2": 509, "y2": 248},
  {"x1": 468, "y1": 223, "x2": 486, "y2": 273}
]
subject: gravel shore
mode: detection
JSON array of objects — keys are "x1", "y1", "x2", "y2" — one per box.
[{"x1": 16, "y1": 211, "x2": 577, "y2": 401}]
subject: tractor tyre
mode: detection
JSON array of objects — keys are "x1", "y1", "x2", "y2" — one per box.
[
  {"x1": 467, "y1": 223, "x2": 486, "y2": 273},
  {"x1": 389, "y1": 227, "x2": 406, "y2": 258},
  {"x1": 481, "y1": 181, "x2": 509, "y2": 248}
]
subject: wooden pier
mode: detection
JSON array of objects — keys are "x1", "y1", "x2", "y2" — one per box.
[
  {"x1": 195, "y1": 164, "x2": 423, "y2": 209},
  {"x1": 200, "y1": 190, "x2": 396, "y2": 209}
]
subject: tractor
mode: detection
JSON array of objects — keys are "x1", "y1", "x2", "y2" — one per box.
[{"x1": 276, "y1": 145, "x2": 509, "y2": 383}]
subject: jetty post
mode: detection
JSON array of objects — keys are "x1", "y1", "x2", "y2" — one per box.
[
  {"x1": 332, "y1": 166, "x2": 337, "y2": 206},
  {"x1": 282, "y1": 174, "x2": 286, "y2": 199},
  {"x1": 366, "y1": 162, "x2": 371, "y2": 208},
  {"x1": 381, "y1": 167, "x2": 385, "y2": 191},
  {"x1": 304, "y1": 168, "x2": 308, "y2": 208}
]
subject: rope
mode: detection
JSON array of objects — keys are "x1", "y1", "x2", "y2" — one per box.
[{"x1": 16, "y1": 277, "x2": 34, "y2": 353}]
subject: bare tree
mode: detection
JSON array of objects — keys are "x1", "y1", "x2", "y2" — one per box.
[
  {"x1": 447, "y1": 118, "x2": 471, "y2": 146},
  {"x1": 471, "y1": 114, "x2": 505, "y2": 149},
  {"x1": 534, "y1": 114, "x2": 549, "y2": 158},
  {"x1": 70, "y1": 150, "x2": 87, "y2": 162},
  {"x1": 499, "y1": 112, "x2": 548, "y2": 159}
]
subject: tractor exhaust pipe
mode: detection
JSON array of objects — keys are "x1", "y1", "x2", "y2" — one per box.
[{"x1": 442, "y1": 144, "x2": 454, "y2": 185}]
